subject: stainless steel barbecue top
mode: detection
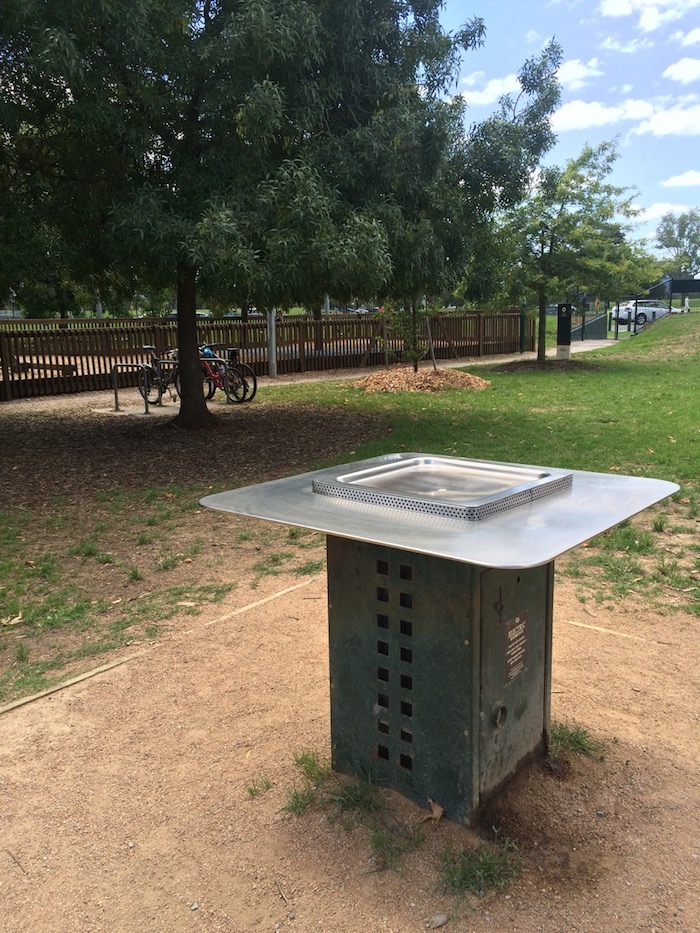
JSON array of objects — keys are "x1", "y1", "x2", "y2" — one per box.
[
  {"x1": 311, "y1": 455, "x2": 573, "y2": 522},
  {"x1": 201, "y1": 453, "x2": 678, "y2": 569}
]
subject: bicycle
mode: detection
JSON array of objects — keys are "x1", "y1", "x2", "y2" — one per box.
[
  {"x1": 174, "y1": 344, "x2": 258, "y2": 404},
  {"x1": 139, "y1": 346, "x2": 179, "y2": 404}
]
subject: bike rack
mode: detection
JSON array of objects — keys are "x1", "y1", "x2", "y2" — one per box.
[
  {"x1": 111, "y1": 363, "x2": 157, "y2": 414},
  {"x1": 210, "y1": 356, "x2": 233, "y2": 404}
]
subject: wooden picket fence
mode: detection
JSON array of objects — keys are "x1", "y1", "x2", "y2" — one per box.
[{"x1": 0, "y1": 311, "x2": 532, "y2": 401}]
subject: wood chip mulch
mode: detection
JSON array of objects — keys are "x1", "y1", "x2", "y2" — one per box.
[{"x1": 354, "y1": 366, "x2": 491, "y2": 393}]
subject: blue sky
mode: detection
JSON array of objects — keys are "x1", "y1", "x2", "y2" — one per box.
[{"x1": 439, "y1": 0, "x2": 700, "y2": 244}]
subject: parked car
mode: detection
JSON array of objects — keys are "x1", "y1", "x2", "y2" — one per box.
[
  {"x1": 163, "y1": 310, "x2": 213, "y2": 320},
  {"x1": 545, "y1": 303, "x2": 577, "y2": 316},
  {"x1": 613, "y1": 300, "x2": 670, "y2": 326}
]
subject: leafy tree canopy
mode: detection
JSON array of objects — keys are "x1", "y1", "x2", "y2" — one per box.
[
  {"x1": 656, "y1": 209, "x2": 700, "y2": 277},
  {"x1": 476, "y1": 141, "x2": 659, "y2": 360},
  {"x1": 1, "y1": 0, "x2": 562, "y2": 423}
]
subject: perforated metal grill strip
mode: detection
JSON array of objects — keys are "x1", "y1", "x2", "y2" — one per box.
[{"x1": 312, "y1": 473, "x2": 572, "y2": 522}]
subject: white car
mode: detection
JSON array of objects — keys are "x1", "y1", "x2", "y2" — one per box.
[{"x1": 614, "y1": 300, "x2": 670, "y2": 326}]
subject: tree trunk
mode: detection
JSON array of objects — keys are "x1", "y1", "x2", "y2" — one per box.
[
  {"x1": 536, "y1": 287, "x2": 548, "y2": 364},
  {"x1": 412, "y1": 303, "x2": 419, "y2": 373},
  {"x1": 172, "y1": 260, "x2": 218, "y2": 430}
]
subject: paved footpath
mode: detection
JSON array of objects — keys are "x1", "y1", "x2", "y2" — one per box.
[{"x1": 261, "y1": 337, "x2": 616, "y2": 387}]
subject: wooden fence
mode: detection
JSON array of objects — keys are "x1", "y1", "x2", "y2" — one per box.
[{"x1": 0, "y1": 311, "x2": 533, "y2": 401}]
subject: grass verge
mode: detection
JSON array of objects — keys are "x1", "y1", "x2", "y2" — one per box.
[{"x1": 2, "y1": 314, "x2": 698, "y2": 702}]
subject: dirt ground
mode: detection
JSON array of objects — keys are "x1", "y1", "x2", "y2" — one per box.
[{"x1": 0, "y1": 372, "x2": 698, "y2": 933}]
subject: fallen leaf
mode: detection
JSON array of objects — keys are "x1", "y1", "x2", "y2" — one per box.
[
  {"x1": 417, "y1": 797, "x2": 445, "y2": 830},
  {"x1": 1, "y1": 612, "x2": 23, "y2": 626}
]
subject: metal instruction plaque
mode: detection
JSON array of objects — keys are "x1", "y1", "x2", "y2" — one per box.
[{"x1": 505, "y1": 611, "x2": 529, "y2": 684}]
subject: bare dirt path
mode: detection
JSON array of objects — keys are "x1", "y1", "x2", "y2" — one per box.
[
  {"x1": 0, "y1": 360, "x2": 698, "y2": 933},
  {"x1": 1, "y1": 571, "x2": 697, "y2": 933}
]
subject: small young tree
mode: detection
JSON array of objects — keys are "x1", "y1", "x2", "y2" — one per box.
[{"x1": 491, "y1": 141, "x2": 659, "y2": 362}]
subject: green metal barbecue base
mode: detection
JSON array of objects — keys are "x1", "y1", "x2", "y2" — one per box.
[{"x1": 326, "y1": 535, "x2": 553, "y2": 824}]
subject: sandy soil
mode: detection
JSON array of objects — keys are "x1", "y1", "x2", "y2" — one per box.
[
  {"x1": 1, "y1": 572, "x2": 698, "y2": 933},
  {"x1": 0, "y1": 373, "x2": 698, "y2": 933}
]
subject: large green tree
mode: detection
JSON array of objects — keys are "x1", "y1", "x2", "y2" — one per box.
[
  {"x1": 656, "y1": 209, "x2": 700, "y2": 277},
  {"x1": 0, "y1": 0, "x2": 473, "y2": 425},
  {"x1": 487, "y1": 141, "x2": 658, "y2": 361},
  {"x1": 2, "y1": 1, "x2": 563, "y2": 424}
]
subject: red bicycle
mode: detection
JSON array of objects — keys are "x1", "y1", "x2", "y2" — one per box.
[{"x1": 175, "y1": 344, "x2": 257, "y2": 403}]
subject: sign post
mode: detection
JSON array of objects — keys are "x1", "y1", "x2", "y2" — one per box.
[{"x1": 556, "y1": 303, "x2": 573, "y2": 360}]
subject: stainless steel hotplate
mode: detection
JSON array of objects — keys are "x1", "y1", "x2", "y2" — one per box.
[
  {"x1": 311, "y1": 455, "x2": 573, "y2": 521},
  {"x1": 200, "y1": 453, "x2": 678, "y2": 569}
]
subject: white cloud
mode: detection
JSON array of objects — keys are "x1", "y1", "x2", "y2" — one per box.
[
  {"x1": 461, "y1": 70, "x2": 485, "y2": 87},
  {"x1": 640, "y1": 6, "x2": 682, "y2": 32},
  {"x1": 679, "y1": 26, "x2": 700, "y2": 44},
  {"x1": 459, "y1": 72, "x2": 520, "y2": 106},
  {"x1": 600, "y1": 36, "x2": 654, "y2": 52},
  {"x1": 557, "y1": 58, "x2": 604, "y2": 90},
  {"x1": 551, "y1": 97, "x2": 655, "y2": 130},
  {"x1": 639, "y1": 200, "x2": 692, "y2": 221},
  {"x1": 599, "y1": 0, "x2": 700, "y2": 33},
  {"x1": 662, "y1": 169, "x2": 700, "y2": 185},
  {"x1": 634, "y1": 100, "x2": 700, "y2": 133},
  {"x1": 663, "y1": 57, "x2": 700, "y2": 82}
]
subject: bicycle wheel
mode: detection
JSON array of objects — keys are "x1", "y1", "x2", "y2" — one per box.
[
  {"x1": 174, "y1": 368, "x2": 215, "y2": 399},
  {"x1": 235, "y1": 363, "x2": 257, "y2": 402},
  {"x1": 138, "y1": 366, "x2": 161, "y2": 404},
  {"x1": 224, "y1": 365, "x2": 249, "y2": 403}
]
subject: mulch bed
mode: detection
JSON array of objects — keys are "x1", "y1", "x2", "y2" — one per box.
[{"x1": 354, "y1": 367, "x2": 491, "y2": 393}]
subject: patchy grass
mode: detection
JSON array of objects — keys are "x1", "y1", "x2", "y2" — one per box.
[
  {"x1": 549, "y1": 720, "x2": 605, "y2": 762},
  {"x1": 282, "y1": 751, "x2": 425, "y2": 870},
  {"x1": 439, "y1": 836, "x2": 520, "y2": 896},
  {"x1": 246, "y1": 775, "x2": 273, "y2": 799}
]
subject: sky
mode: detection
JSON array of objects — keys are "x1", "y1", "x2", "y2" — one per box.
[{"x1": 439, "y1": 0, "x2": 700, "y2": 245}]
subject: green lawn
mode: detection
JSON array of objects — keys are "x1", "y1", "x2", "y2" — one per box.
[
  {"x1": 265, "y1": 312, "x2": 699, "y2": 489},
  {"x1": 1, "y1": 312, "x2": 697, "y2": 704}
]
